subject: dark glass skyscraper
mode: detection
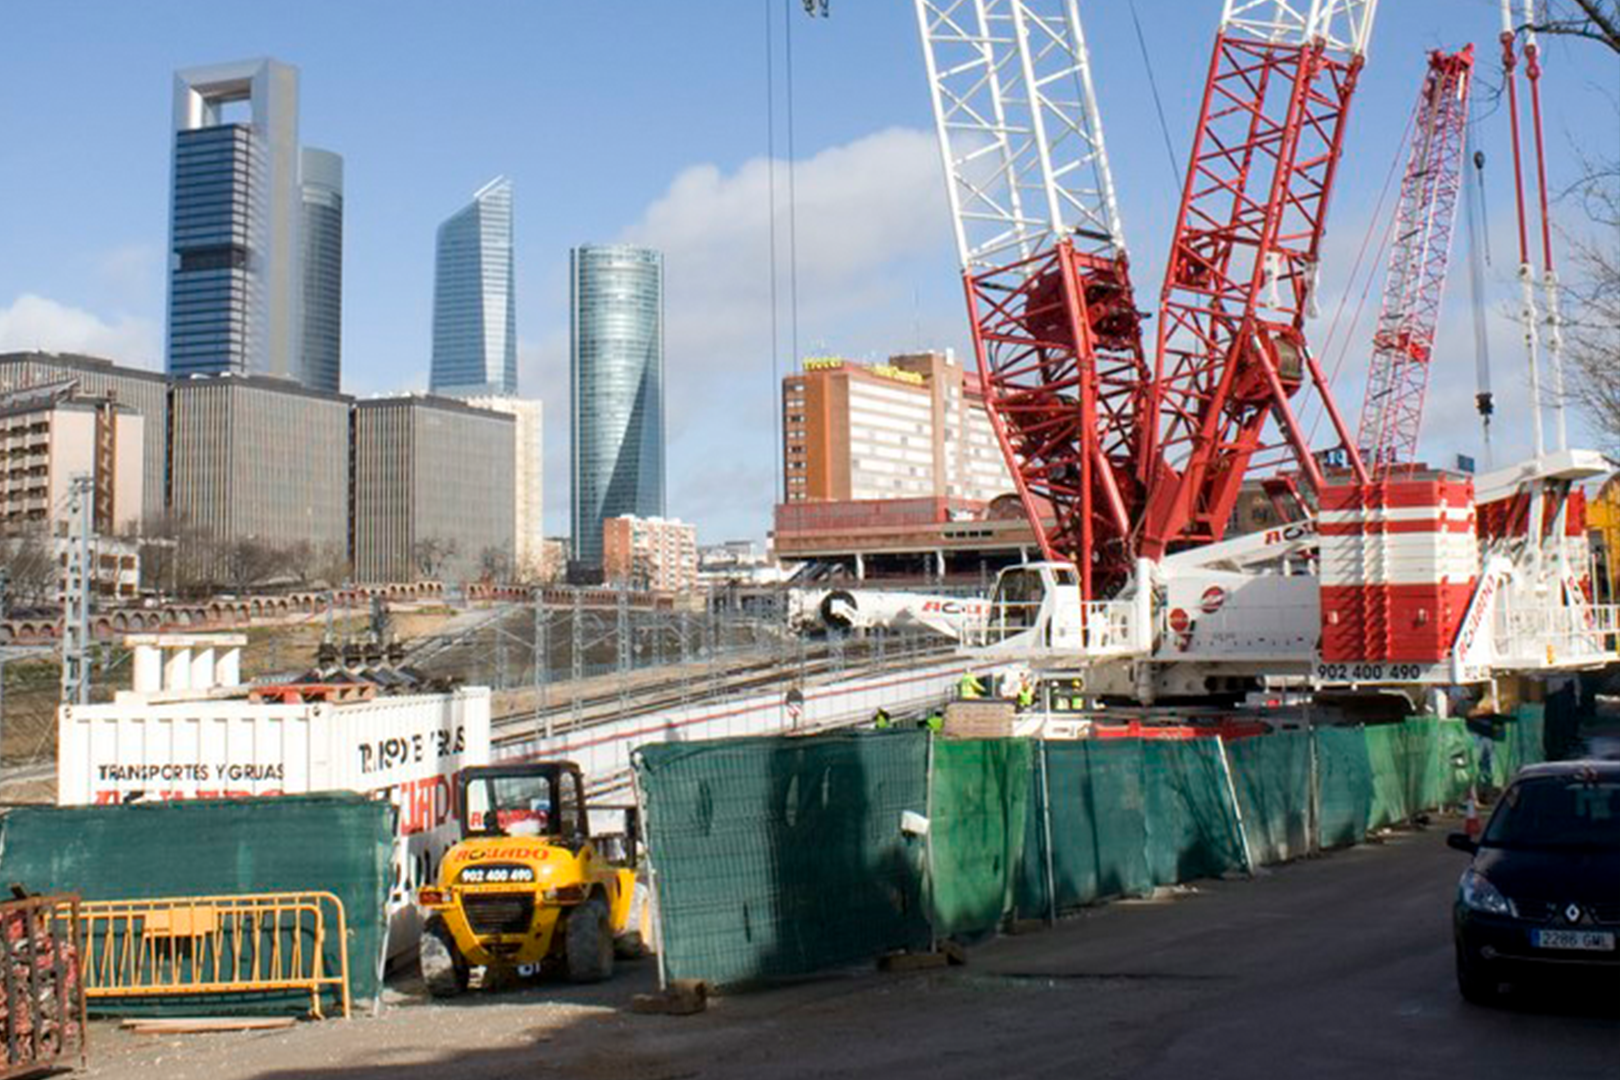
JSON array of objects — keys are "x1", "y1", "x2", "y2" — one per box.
[
  {"x1": 430, "y1": 178, "x2": 516, "y2": 398},
  {"x1": 299, "y1": 148, "x2": 343, "y2": 393},
  {"x1": 569, "y1": 244, "x2": 665, "y2": 568},
  {"x1": 167, "y1": 59, "x2": 301, "y2": 381}
]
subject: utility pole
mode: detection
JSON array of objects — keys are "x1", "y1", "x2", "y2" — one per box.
[
  {"x1": 60, "y1": 474, "x2": 94, "y2": 706},
  {"x1": 571, "y1": 589, "x2": 584, "y2": 730},
  {"x1": 0, "y1": 569, "x2": 8, "y2": 767},
  {"x1": 532, "y1": 587, "x2": 550, "y2": 740}
]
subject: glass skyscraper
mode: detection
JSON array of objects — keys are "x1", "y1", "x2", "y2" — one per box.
[
  {"x1": 167, "y1": 59, "x2": 301, "y2": 381},
  {"x1": 299, "y1": 148, "x2": 343, "y2": 394},
  {"x1": 430, "y1": 177, "x2": 517, "y2": 398},
  {"x1": 570, "y1": 244, "x2": 665, "y2": 569}
]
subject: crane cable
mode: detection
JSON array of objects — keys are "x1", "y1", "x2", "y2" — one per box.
[
  {"x1": 766, "y1": 0, "x2": 782, "y2": 497},
  {"x1": 1128, "y1": 0, "x2": 1181, "y2": 195}
]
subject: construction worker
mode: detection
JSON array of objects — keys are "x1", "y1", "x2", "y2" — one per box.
[
  {"x1": 872, "y1": 707, "x2": 892, "y2": 730},
  {"x1": 924, "y1": 710, "x2": 945, "y2": 733},
  {"x1": 958, "y1": 669, "x2": 985, "y2": 700},
  {"x1": 1016, "y1": 673, "x2": 1036, "y2": 712}
]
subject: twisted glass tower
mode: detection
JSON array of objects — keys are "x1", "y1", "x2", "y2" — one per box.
[
  {"x1": 299, "y1": 147, "x2": 343, "y2": 393},
  {"x1": 430, "y1": 177, "x2": 517, "y2": 398},
  {"x1": 570, "y1": 245, "x2": 665, "y2": 568}
]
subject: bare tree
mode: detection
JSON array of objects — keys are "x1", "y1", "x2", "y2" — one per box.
[
  {"x1": 1566, "y1": 161, "x2": 1620, "y2": 445},
  {"x1": 1530, "y1": 1, "x2": 1620, "y2": 52},
  {"x1": 0, "y1": 527, "x2": 59, "y2": 609},
  {"x1": 478, "y1": 544, "x2": 513, "y2": 584},
  {"x1": 217, "y1": 538, "x2": 289, "y2": 595},
  {"x1": 412, "y1": 537, "x2": 459, "y2": 581}
]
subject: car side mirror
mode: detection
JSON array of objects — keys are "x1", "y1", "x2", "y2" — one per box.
[{"x1": 1446, "y1": 832, "x2": 1478, "y2": 855}]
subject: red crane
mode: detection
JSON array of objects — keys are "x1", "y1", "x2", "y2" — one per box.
[
  {"x1": 915, "y1": 1, "x2": 1152, "y2": 601},
  {"x1": 1139, "y1": 3, "x2": 1378, "y2": 558},
  {"x1": 1356, "y1": 47, "x2": 1476, "y2": 476}
]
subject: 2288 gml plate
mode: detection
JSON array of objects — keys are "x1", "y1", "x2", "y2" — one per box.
[{"x1": 1531, "y1": 929, "x2": 1615, "y2": 951}]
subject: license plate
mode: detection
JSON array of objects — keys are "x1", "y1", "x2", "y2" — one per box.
[{"x1": 1532, "y1": 929, "x2": 1616, "y2": 952}]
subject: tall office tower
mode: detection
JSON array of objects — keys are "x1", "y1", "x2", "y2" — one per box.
[
  {"x1": 464, "y1": 396, "x2": 544, "y2": 578},
  {"x1": 299, "y1": 148, "x2": 343, "y2": 393},
  {"x1": 430, "y1": 177, "x2": 516, "y2": 398},
  {"x1": 569, "y1": 245, "x2": 665, "y2": 570},
  {"x1": 167, "y1": 58, "x2": 301, "y2": 381}
]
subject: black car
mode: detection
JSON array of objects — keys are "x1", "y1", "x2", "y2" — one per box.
[{"x1": 1450, "y1": 761, "x2": 1620, "y2": 1003}]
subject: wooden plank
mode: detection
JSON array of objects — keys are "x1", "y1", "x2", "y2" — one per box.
[{"x1": 121, "y1": 1017, "x2": 298, "y2": 1034}]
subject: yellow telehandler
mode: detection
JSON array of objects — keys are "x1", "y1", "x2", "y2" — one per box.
[{"x1": 416, "y1": 761, "x2": 642, "y2": 997}]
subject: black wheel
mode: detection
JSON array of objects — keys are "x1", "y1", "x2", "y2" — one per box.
[
  {"x1": 566, "y1": 897, "x2": 615, "y2": 983},
  {"x1": 1456, "y1": 943, "x2": 1499, "y2": 1006},
  {"x1": 420, "y1": 917, "x2": 469, "y2": 998}
]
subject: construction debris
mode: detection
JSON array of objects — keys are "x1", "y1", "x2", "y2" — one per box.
[{"x1": 631, "y1": 979, "x2": 709, "y2": 1016}]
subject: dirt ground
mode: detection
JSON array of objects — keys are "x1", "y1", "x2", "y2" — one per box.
[{"x1": 77, "y1": 822, "x2": 1620, "y2": 1080}]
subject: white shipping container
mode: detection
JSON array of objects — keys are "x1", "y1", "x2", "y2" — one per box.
[{"x1": 57, "y1": 687, "x2": 492, "y2": 950}]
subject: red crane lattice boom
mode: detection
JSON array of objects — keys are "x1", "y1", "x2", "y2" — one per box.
[
  {"x1": 1356, "y1": 47, "x2": 1475, "y2": 477},
  {"x1": 1139, "y1": 4, "x2": 1377, "y2": 558}
]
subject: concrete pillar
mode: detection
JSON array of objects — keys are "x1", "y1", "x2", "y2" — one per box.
[
  {"x1": 163, "y1": 646, "x2": 192, "y2": 693},
  {"x1": 854, "y1": 552, "x2": 866, "y2": 581},
  {"x1": 132, "y1": 644, "x2": 162, "y2": 694},
  {"x1": 189, "y1": 646, "x2": 216, "y2": 691},
  {"x1": 936, "y1": 549, "x2": 947, "y2": 579},
  {"x1": 216, "y1": 645, "x2": 241, "y2": 687}
]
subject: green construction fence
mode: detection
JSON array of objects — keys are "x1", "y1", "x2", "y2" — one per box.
[
  {"x1": 635, "y1": 708, "x2": 1546, "y2": 987},
  {"x1": 0, "y1": 793, "x2": 394, "y2": 1012}
]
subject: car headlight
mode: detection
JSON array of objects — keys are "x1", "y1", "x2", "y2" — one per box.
[{"x1": 1459, "y1": 869, "x2": 1513, "y2": 916}]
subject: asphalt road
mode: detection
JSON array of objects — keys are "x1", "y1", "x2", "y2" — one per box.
[{"x1": 93, "y1": 819, "x2": 1620, "y2": 1080}]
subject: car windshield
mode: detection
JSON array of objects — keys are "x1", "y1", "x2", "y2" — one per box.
[
  {"x1": 465, "y1": 773, "x2": 556, "y2": 838},
  {"x1": 1483, "y1": 776, "x2": 1620, "y2": 850}
]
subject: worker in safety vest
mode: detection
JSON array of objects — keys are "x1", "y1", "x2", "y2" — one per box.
[
  {"x1": 958, "y1": 670, "x2": 986, "y2": 700},
  {"x1": 1016, "y1": 674, "x2": 1036, "y2": 712},
  {"x1": 924, "y1": 710, "x2": 944, "y2": 733},
  {"x1": 873, "y1": 708, "x2": 892, "y2": 730}
]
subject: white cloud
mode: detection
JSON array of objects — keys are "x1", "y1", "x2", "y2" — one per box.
[
  {"x1": 0, "y1": 293, "x2": 160, "y2": 368},
  {"x1": 600, "y1": 126, "x2": 963, "y2": 539}
]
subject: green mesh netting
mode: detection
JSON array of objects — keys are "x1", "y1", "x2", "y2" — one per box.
[
  {"x1": 0, "y1": 794, "x2": 393, "y2": 1011},
  {"x1": 1142, "y1": 739, "x2": 1248, "y2": 884},
  {"x1": 1226, "y1": 732, "x2": 1312, "y2": 866},
  {"x1": 1314, "y1": 726, "x2": 1373, "y2": 848},
  {"x1": 635, "y1": 730, "x2": 931, "y2": 987},
  {"x1": 925, "y1": 739, "x2": 1033, "y2": 937}
]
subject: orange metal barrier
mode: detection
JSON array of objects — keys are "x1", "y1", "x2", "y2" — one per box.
[{"x1": 78, "y1": 892, "x2": 351, "y2": 1019}]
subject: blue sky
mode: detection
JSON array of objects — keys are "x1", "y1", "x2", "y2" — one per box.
[{"x1": 1, "y1": 1, "x2": 1616, "y2": 545}]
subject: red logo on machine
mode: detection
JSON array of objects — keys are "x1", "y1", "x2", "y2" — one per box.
[
  {"x1": 1167, "y1": 608, "x2": 1191, "y2": 634},
  {"x1": 1199, "y1": 586, "x2": 1227, "y2": 615}
]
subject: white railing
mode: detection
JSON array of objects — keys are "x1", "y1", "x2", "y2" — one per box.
[
  {"x1": 963, "y1": 599, "x2": 1142, "y2": 657},
  {"x1": 1493, "y1": 601, "x2": 1620, "y2": 667}
]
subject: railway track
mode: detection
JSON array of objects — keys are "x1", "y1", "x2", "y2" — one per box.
[{"x1": 490, "y1": 640, "x2": 957, "y2": 746}]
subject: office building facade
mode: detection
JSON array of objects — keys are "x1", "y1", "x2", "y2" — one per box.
[
  {"x1": 168, "y1": 375, "x2": 351, "y2": 558},
  {"x1": 430, "y1": 178, "x2": 516, "y2": 398},
  {"x1": 168, "y1": 59, "x2": 302, "y2": 381},
  {"x1": 352, "y1": 396, "x2": 516, "y2": 583},
  {"x1": 570, "y1": 244, "x2": 665, "y2": 568},
  {"x1": 299, "y1": 147, "x2": 344, "y2": 393},
  {"x1": 781, "y1": 351, "x2": 1013, "y2": 504},
  {"x1": 463, "y1": 395, "x2": 543, "y2": 578},
  {"x1": 0, "y1": 352, "x2": 170, "y2": 525},
  {"x1": 602, "y1": 515, "x2": 697, "y2": 594}
]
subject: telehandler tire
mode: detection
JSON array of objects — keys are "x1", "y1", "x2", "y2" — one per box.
[
  {"x1": 421, "y1": 917, "x2": 470, "y2": 998},
  {"x1": 566, "y1": 897, "x2": 615, "y2": 983}
]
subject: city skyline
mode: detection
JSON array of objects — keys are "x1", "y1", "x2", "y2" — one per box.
[{"x1": 2, "y1": 3, "x2": 1616, "y2": 543}]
